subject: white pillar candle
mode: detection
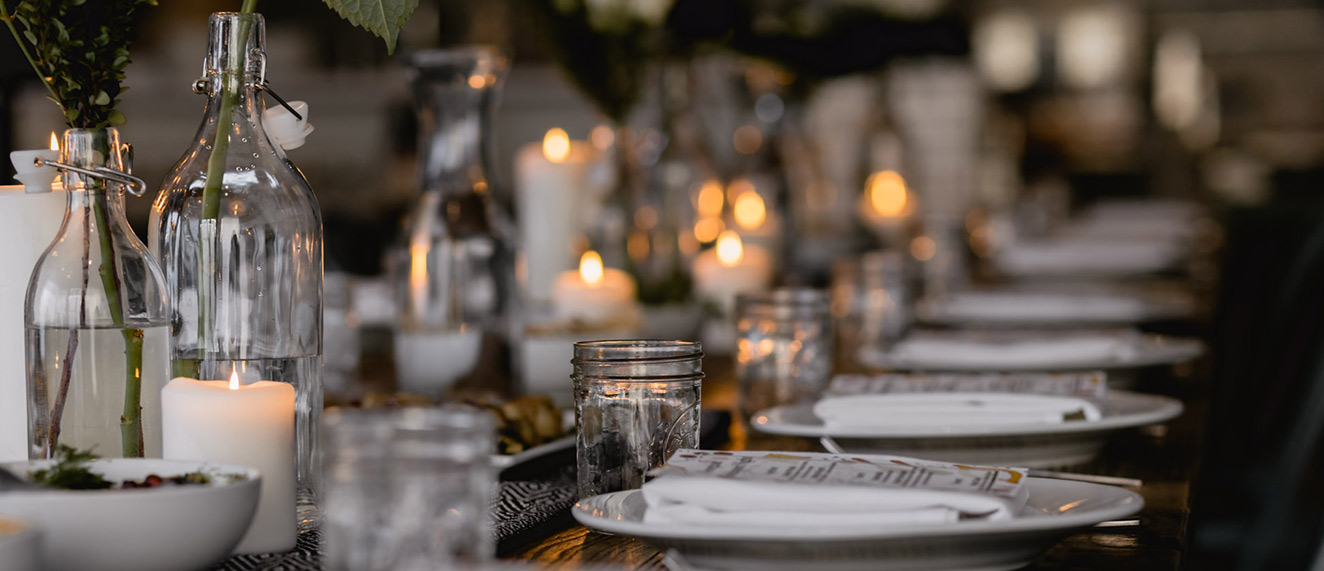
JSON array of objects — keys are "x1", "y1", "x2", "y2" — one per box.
[
  {"x1": 551, "y1": 250, "x2": 637, "y2": 327},
  {"x1": 162, "y1": 372, "x2": 296, "y2": 554},
  {"x1": 515, "y1": 128, "x2": 591, "y2": 303},
  {"x1": 692, "y1": 231, "x2": 773, "y2": 305},
  {"x1": 0, "y1": 185, "x2": 66, "y2": 461}
]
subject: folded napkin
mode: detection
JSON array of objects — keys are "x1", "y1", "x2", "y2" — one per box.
[
  {"x1": 888, "y1": 334, "x2": 1135, "y2": 368},
  {"x1": 936, "y1": 292, "x2": 1147, "y2": 322},
  {"x1": 812, "y1": 392, "x2": 1102, "y2": 430},
  {"x1": 827, "y1": 372, "x2": 1107, "y2": 398},
  {"x1": 641, "y1": 450, "x2": 1029, "y2": 530},
  {"x1": 995, "y1": 241, "x2": 1181, "y2": 276}
]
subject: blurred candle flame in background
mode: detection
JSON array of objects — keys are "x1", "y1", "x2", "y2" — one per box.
[
  {"x1": 867, "y1": 170, "x2": 909, "y2": 217},
  {"x1": 579, "y1": 250, "x2": 604, "y2": 287},
  {"x1": 542, "y1": 128, "x2": 571, "y2": 163},
  {"x1": 716, "y1": 230, "x2": 744, "y2": 267}
]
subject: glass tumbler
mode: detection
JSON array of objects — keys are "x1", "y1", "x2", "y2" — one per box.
[
  {"x1": 831, "y1": 251, "x2": 913, "y2": 366},
  {"x1": 573, "y1": 340, "x2": 703, "y2": 498},
  {"x1": 735, "y1": 289, "x2": 833, "y2": 422},
  {"x1": 322, "y1": 407, "x2": 495, "y2": 570}
]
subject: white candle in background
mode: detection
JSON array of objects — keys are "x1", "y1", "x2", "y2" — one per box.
[
  {"x1": 692, "y1": 231, "x2": 773, "y2": 305},
  {"x1": 162, "y1": 370, "x2": 296, "y2": 554},
  {"x1": 551, "y1": 250, "x2": 637, "y2": 326},
  {"x1": 0, "y1": 185, "x2": 66, "y2": 461},
  {"x1": 516, "y1": 128, "x2": 590, "y2": 303}
]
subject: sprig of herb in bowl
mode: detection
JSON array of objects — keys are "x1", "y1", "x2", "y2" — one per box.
[
  {"x1": 27, "y1": 445, "x2": 246, "y2": 490},
  {"x1": 28, "y1": 445, "x2": 113, "y2": 490}
]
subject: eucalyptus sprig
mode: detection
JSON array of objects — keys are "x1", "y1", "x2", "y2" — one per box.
[{"x1": 0, "y1": 0, "x2": 156, "y2": 128}]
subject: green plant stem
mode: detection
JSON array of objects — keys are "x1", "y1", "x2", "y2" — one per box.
[
  {"x1": 195, "y1": 3, "x2": 257, "y2": 369},
  {"x1": 119, "y1": 328, "x2": 144, "y2": 457},
  {"x1": 88, "y1": 183, "x2": 143, "y2": 458}
]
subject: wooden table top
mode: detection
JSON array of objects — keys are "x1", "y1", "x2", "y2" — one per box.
[{"x1": 507, "y1": 356, "x2": 1209, "y2": 570}]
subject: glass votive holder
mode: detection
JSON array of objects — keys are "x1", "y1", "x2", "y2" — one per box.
[
  {"x1": 573, "y1": 340, "x2": 703, "y2": 498},
  {"x1": 735, "y1": 289, "x2": 833, "y2": 422},
  {"x1": 321, "y1": 406, "x2": 495, "y2": 570},
  {"x1": 831, "y1": 251, "x2": 913, "y2": 362}
]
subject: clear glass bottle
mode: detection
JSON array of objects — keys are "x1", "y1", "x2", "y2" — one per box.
[
  {"x1": 148, "y1": 13, "x2": 323, "y2": 490},
  {"x1": 389, "y1": 47, "x2": 517, "y2": 400},
  {"x1": 27, "y1": 127, "x2": 171, "y2": 459},
  {"x1": 573, "y1": 340, "x2": 703, "y2": 498}
]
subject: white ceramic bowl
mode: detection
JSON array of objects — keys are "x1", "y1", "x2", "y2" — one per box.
[{"x1": 0, "y1": 458, "x2": 260, "y2": 571}]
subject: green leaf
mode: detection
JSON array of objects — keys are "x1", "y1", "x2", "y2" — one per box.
[
  {"x1": 320, "y1": 0, "x2": 420, "y2": 54},
  {"x1": 93, "y1": 90, "x2": 109, "y2": 105},
  {"x1": 106, "y1": 110, "x2": 125, "y2": 126}
]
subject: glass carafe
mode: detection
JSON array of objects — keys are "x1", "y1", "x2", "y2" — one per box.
[
  {"x1": 149, "y1": 13, "x2": 323, "y2": 491},
  {"x1": 389, "y1": 46, "x2": 516, "y2": 400},
  {"x1": 26, "y1": 127, "x2": 171, "y2": 460}
]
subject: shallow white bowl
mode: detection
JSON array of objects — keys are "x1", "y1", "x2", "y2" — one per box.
[{"x1": 0, "y1": 458, "x2": 260, "y2": 571}]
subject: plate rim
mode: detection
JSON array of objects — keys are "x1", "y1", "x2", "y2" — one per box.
[
  {"x1": 751, "y1": 390, "x2": 1183, "y2": 438},
  {"x1": 491, "y1": 434, "x2": 575, "y2": 468},
  {"x1": 858, "y1": 335, "x2": 1204, "y2": 372},
  {"x1": 572, "y1": 477, "x2": 1144, "y2": 542}
]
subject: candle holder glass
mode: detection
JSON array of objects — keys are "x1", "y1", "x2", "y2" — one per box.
[
  {"x1": 831, "y1": 250, "x2": 914, "y2": 368},
  {"x1": 149, "y1": 13, "x2": 323, "y2": 493},
  {"x1": 734, "y1": 289, "x2": 833, "y2": 423},
  {"x1": 387, "y1": 46, "x2": 517, "y2": 400},
  {"x1": 573, "y1": 339, "x2": 703, "y2": 498},
  {"x1": 322, "y1": 406, "x2": 496, "y2": 569},
  {"x1": 26, "y1": 127, "x2": 171, "y2": 460}
]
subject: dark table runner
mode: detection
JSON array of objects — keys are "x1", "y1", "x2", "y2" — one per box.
[{"x1": 216, "y1": 410, "x2": 730, "y2": 570}]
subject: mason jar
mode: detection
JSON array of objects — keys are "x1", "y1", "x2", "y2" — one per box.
[{"x1": 573, "y1": 340, "x2": 702, "y2": 498}]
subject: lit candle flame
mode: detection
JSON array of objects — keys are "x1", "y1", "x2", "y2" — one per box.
[
  {"x1": 579, "y1": 250, "x2": 604, "y2": 287},
  {"x1": 49, "y1": 132, "x2": 59, "y2": 152},
  {"x1": 694, "y1": 217, "x2": 723, "y2": 243},
  {"x1": 409, "y1": 237, "x2": 429, "y2": 314},
  {"x1": 868, "y1": 170, "x2": 909, "y2": 217},
  {"x1": 229, "y1": 369, "x2": 240, "y2": 391},
  {"x1": 733, "y1": 191, "x2": 766, "y2": 230},
  {"x1": 696, "y1": 180, "x2": 724, "y2": 217},
  {"x1": 542, "y1": 128, "x2": 571, "y2": 163},
  {"x1": 716, "y1": 231, "x2": 744, "y2": 268}
]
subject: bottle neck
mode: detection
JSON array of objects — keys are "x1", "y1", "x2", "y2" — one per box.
[
  {"x1": 59, "y1": 128, "x2": 132, "y2": 231},
  {"x1": 410, "y1": 47, "x2": 507, "y2": 197},
  {"x1": 414, "y1": 88, "x2": 488, "y2": 196}
]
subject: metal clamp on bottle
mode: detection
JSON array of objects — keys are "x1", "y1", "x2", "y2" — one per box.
[{"x1": 34, "y1": 157, "x2": 147, "y2": 197}]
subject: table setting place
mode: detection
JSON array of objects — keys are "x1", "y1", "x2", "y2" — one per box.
[{"x1": 0, "y1": 2, "x2": 1219, "y2": 570}]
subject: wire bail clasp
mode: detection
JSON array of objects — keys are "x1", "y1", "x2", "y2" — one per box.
[{"x1": 34, "y1": 156, "x2": 148, "y2": 197}]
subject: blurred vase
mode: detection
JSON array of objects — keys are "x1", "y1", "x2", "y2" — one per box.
[
  {"x1": 388, "y1": 46, "x2": 517, "y2": 400},
  {"x1": 593, "y1": 63, "x2": 700, "y2": 315},
  {"x1": 149, "y1": 12, "x2": 324, "y2": 497}
]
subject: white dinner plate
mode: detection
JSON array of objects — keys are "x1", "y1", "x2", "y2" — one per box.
[
  {"x1": 750, "y1": 391, "x2": 1182, "y2": 468},
  {"x1": 917, "y1": 290, "x2": 1195, "y2": 327},
  {"x1": 858, "y1": 334, "x2": 1203, "y2": 372},
  {"x1": 573, "y1": 478, "x2": 1144, "y2": 571}
]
